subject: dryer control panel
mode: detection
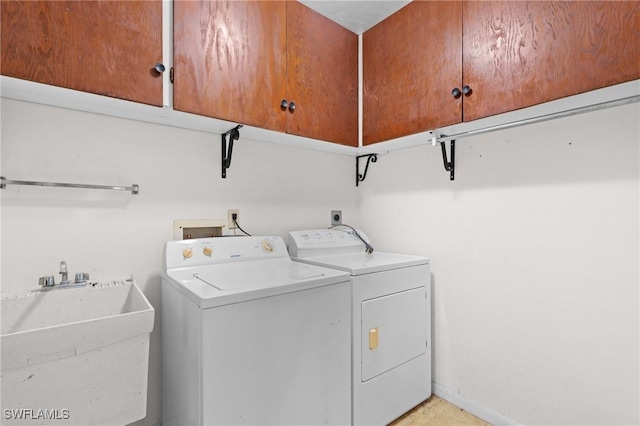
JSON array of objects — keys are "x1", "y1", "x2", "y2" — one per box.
[
  {"x1": 165, "y1": 236, "x2": 287, "y2": 269},
  {"x1": 289, "y1": 229, "x2": 370, "y2": 258}
]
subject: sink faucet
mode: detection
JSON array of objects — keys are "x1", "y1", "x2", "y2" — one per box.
[
  {"x1": 59, "y1": 261, "x2": 70, "y2": 285},
  {"x1": 38, "y1": 261, "x2": 89, "y2": 288}
]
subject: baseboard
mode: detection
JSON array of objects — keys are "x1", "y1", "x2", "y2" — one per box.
[{"x1": 432, "y1": 381, "x2": 521, "y2": 426}]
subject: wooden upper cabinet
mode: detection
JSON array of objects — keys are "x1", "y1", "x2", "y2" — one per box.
[
  {"x1": 173, "y1": 1, "x2": 287, "y2": 132},
  {"x1": 463, "y1": 1, "x2": 640, "y2": 122},
  {"x1": 364, "y1": 1, "x2": 639, "y2": 145},
  {"x1": 286, "y1": 1, "x2": 358, "y2": 146},
  {"x1": 363, "y1": 2, "x2": 463, "y2": 145},
  {"x1": 174, "y1": 1, "x2": 357, "y2": 146},
  {"x1": 1, "y1": 0, "x2": 163, "y2": 106}
]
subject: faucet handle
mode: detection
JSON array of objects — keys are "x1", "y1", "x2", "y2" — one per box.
[
  {"x1": 39, "y1": 276, "x2": 55, "y2": 286},
  {"x1": 75, "y1": 272, "x2": 90, "y2": 284}
]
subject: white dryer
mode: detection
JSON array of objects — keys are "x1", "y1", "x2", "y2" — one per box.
[
  {"x1": 162, "y1": 236, "x2": 351, "y2": 426},
  {"x1": 289, "y1": 229, "x2": 431, "y2": 426}
]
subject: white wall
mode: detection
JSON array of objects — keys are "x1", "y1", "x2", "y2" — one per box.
[
  {"x1": 0, "y1": 98, "x2": 359, "y2": 425},
  {"x1": 2, "y1": 98, "x2": 639, "y2": 426},
  {"x1": 358, "y1": 102, "x2": 639, "y2": 425}
]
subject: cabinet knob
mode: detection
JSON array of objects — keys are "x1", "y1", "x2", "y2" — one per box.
[
  {"x1": 154, "y1": 63, "x2": 166, "y2": 73},
  {"x1": 462, "y1": 85, "x2": 472, "y2": 96},
  {"x1": 280, "y1": 99, "x2": 289, "y2": 109},
  {"x1": 288, "y1": 101, "x2": 296, "y2": 112},
  {"x1": 451, "y1": 87, "x2": 461, "y2": 98}
]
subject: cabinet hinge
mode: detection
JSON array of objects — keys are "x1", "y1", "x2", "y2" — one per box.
[{"x1": 170, "y1": 67, "x2": 174, "y2": 84}]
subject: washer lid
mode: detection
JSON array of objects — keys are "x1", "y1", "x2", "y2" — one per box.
[
  {"x1": 294, "y1": 251, "x2": 429, "y2": 276},
  {"x1": 193, "y1": 258, "x2": 333, "y2": 290},
  {"x1": 163, "y1": 258, "x2": 350, "y2": 308}
]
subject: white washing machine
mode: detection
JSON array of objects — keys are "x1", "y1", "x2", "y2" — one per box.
[
  {"x1": 289, "y1": 229, "x2": 431, "y2": 426},
  {"x1": 162, "y1": 236, "x2": 351, "y2": 426}
]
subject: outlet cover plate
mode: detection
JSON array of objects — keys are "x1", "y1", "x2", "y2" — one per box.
[
  {"x1": 331, "y1": 210, "x2": 342, "y2": 226},
  {"x1": 227, "y1": 209, "x2": 239, "y2": 229}
]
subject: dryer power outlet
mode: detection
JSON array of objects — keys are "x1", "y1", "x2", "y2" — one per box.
[{"x1": 331, "y1": 210, "x2": 342, "y2": 226}]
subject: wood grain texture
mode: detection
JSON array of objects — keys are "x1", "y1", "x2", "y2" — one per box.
[
  {"x1": 1, "y1": 0, "x2": 163, "y2": 106},
  {"x1": 363, "y1": 1, "x2": 463, "y2": 145},
  {"x1": 173, "y1": 0, "x2": 287, "y2": 132},
  {"x1": 286, "y1": 1, "x2": 358, "y2": 146},
  {"x1": 463, "y1": 1, "x2": 640, "y2": 122}
]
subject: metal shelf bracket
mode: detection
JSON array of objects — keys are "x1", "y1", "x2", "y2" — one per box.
[
  {"x1": 440, "y1": 139, "x2": 455, "y2": 181},
  {"x1": 221, "y1": 124, "x2": 243, "y2": 179},
  {"x1": 356, "y1": 154, "x2": 378, "y2": 187}
]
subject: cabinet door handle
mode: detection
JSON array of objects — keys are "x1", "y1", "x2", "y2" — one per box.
[
  {"x1": 288, "y1": 101, "x2": 296, "y2": 112},
  {"x1": 280, "y1": 99, "x2": 289, "y2": 109},
  {"x1": 451, "y1": 87, "x2": 461, "y2": 98},
  {"x1": 462, "y1": 85, "x2": 472, "y2": 96},
  {"x1": 154, "y1": 63, "x2": 166, "y2": 74}
]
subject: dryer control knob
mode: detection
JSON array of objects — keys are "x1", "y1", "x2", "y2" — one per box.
[
  {"x1": 182, "y1": 248, "x2": 193, "y2": 259},
  {"x1": 203, "y1": 246, "x2": 213, "y2": 257},
  {"x1": 261, "y1": 240, "x2": 274, "y2": 253}
]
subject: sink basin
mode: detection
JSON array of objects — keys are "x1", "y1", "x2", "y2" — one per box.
[{"x1": 1, "y1": 276, "x2": 154, "y2": 425}]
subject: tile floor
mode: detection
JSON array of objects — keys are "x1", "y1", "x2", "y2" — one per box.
[{"x1": 390, "y1": 396, "x2": 491, "y2": 426}]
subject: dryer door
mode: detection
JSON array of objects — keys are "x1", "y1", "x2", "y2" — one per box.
[{"x1": 361, "y1": 286, "x2": 427, "y2": 381}]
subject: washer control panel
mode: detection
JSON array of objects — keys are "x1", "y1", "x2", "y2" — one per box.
[
  {"x1": 288, "y1": 229, "x2": 369, "y2": 258},
  {"x1": 165, "y1": 236, "x2": 287, "y2": 268}
]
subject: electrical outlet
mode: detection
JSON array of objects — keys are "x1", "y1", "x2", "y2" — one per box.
[
  {"x1": 331, "y1": 210, "x2": 342, "y2": 226},
  {"x1": 227, "y1": 209, "x2": 240, "y2": 229}
]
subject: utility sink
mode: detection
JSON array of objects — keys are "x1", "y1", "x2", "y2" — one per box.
[{"x1": 1, "y1": 276, "x2": 154, "y2": 425}]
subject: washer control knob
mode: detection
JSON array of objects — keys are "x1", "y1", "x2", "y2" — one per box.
[
  {"x1": 182, "y1": 248, "x2": 193, "y2": 259},
  {"x1": 203, "y1": 246, "x2": 213, "y2": 257},
  {"x1": 262, "y1": 240, "x2": 274, "y2": 253}
]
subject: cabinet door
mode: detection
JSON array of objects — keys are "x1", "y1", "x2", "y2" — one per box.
[
  {"x1": 287, "y1": 1, "x2": 358, "y2": 147},
  {"x1": 1, "y1": 1, "x2": 163, "y2": 106},
  {"x1": 363, "y1": 1, "x2": 462, "y2": 145},
  {"x1": 173, "y1": 1, "x2": 287, "y2": 132},
  {"x1": 463, "y1": 1, "x2": 640, "y2": 122}
]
